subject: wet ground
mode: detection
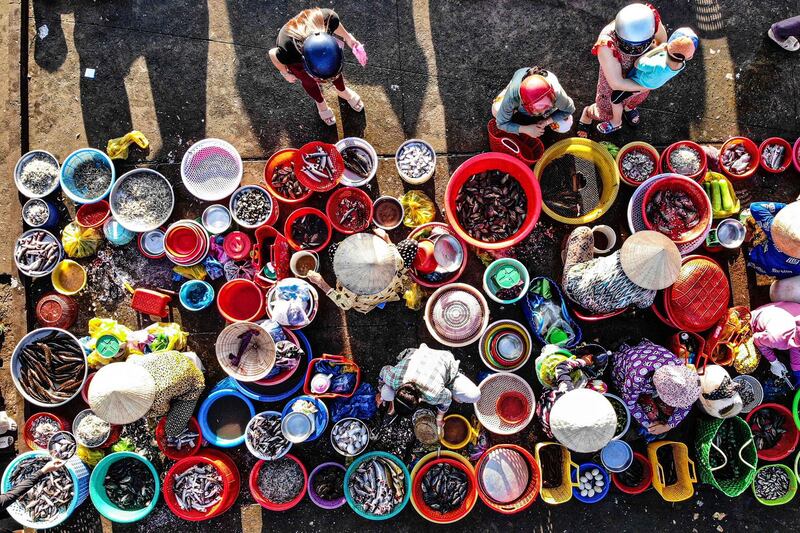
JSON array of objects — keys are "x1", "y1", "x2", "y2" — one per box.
[{"x1": 1, "y1": 0, "x2": 800, "y2": 531}]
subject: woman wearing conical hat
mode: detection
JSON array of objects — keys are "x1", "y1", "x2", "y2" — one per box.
[
  {"x1": 562, "y1": 227, "x2": 681, "y2": 313},
  {"x1": 88, "y1": 351, "x2": 205, "y2": 436},
  {"x1": 307, "y1": 228, "x2": 418, "y2": 314}
]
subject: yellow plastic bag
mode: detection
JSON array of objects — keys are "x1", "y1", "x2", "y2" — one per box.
[
  {"x1": 106, "y1": 131, "x2": 150, "y2": 160},
  {"x1": 76, "y1": 445, "x2": 105, "y2": 467},
  {"x1": 127, "y1": 322, "x2": 188, "y2": 355},
  {"x1": 173, "y1": 265, "x2": 207, "y2": 280},
  {"x1": 62, "y1": 222, "x2": 102, "y2": 258},
  {"x1": 403, "y1": 283, "x2": 426, "y2": 311},
  {"x1": 400, "y1": 190, "x2": 435, "y2": 228}
]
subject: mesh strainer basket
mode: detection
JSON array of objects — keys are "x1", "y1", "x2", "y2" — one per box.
[
  {"x1": 181, "y1": 139, "x2": 243, "y2": 201},
  {"x1": 215, "y1": 322, "x2": 276, "y2": 382},
  {"x1": 474, "y1": 373, "x2": 535, "y2": 435},
  {"x1": 533, "y1": 138, "x2": 619, "y2": 224},
  {"x1": 424, "y1": 283, "x2": 489, "y2": 347},
  {"x1": 60, "y1": 148, "x2": 116, "y2": 203}
]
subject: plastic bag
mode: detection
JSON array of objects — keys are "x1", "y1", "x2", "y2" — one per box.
[
  {"x1": 86, "y1": 318, "x2": 133, "y2": 369},
  {"x1": 403, "y1": 282, "x2": 425, "y2": 311},
  {"x1": 127, "y1": 322, "x2": 188, "y2": 354},
  {"x1": 76, "y1": 445, "x2": 105, "y2": 467},
  {"x1": 106, "y1": 130, "x2": 149, "y2": 160},
  {"x1": 270, "y1": 280, "x2": 314, "y2": 327},
  {"x1": 331, "y1": 382, "x2": 376, "y2": 422},
  {"x1": 400, "y1": 190, "x2": 435, "y2": 228},
  {"x1": 172, "y1": 264, "x2": 207, "y2": 281},
  {"x1": 62, "y1": 222, "x2": 102, "y2": 258}
]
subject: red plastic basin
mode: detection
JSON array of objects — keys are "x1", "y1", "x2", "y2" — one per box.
[
  {"x1": 326, "y1": 187, "x2": 373, "y2": 235},
  {"x1": 659, "y1": 141, "x2": 708, "y2": 181},
  {"x1": 641, "y1": 176, "x2": 710, "y2": 244},
  {"x1": 249, "y1": 454, "x2": 307, "y2": 511},
  {"x1": 719, "y1": 137, "x2": 760, "y2": 180},
  {"x1": 217, "y1": 279, "x2": 265, "y2": 322},
  {"x1": 759, "y1": 137, "x2": 793, "y2": 174},
  {"x1": 444, "y1": 152, "x2": 541, "y2": 250},
  {"x1": 284, "y1": 207, "x2": 332, "y2": 253},
  {"x1": 263, "y1": 148, "x2": 312, "y2": 204}
]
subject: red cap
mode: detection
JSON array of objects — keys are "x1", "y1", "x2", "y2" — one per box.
[{"x1": 519, "y1": 75, "x2": 555, "y2": 114}]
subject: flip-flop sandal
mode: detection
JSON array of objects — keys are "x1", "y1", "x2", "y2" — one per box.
[
  {"x1": 576, "y1": 121, "x2": 591, "y2": 138},
  {"x1": 343, "y1": 91, "x2": 364, "y2": 112},
  {"x1": 597, "y1": 121, "x2": 623, "y2": 134},
  {"x1": 623, "y1": 108, "x2": 641, "y2": 127},
  {"x1": 318, "y1": 107, "x2": 336, "y2": 126},
  {"x1": 768, "y1": 28, "x2": 800, "y2": 51}
]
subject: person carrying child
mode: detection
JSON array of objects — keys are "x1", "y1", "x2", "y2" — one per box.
[{"x1": 596, "y1": 27, "x2": 698, "y2": 134}]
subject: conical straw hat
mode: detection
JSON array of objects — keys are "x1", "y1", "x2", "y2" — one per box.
[
  {"x1": 772, "y1": 202, "x2": 800, "y2": 258},
  {"x1": 88, "y1": 362, "x2": 156, "y2": 425},
  {"x1": 550, "y1": 388, "x2": 616, "y2": 453},
  {"x1": 333, "y1": 233, "x2": 399, "y2": 295},
  {"x1": 619, "y1": 230, "x2": 681, "y2": 290}
]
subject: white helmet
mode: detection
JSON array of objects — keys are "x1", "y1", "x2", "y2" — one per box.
[{"x1": 615, "y1": 3, "x2": 656, "y2": 51}]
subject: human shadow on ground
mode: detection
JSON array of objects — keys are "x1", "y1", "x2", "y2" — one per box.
[{"x1": 31, "y1": 0, "x2": 208, "y2": 162}]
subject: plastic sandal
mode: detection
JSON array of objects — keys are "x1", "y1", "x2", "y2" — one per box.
[
  {"x1": 597, "y1": 121, "x2": 623, "y2": 135},
  {"x1": 623, "y1": 108, "x2": 641, "y2": 127},
  {"x1": 576, "y1": 121, "x2": 591, "y2": 139},
  {"x1": 768, "y1": 28, "x2": 800, "y2": 51},
  {"x1": 317, "y1": 106, "x2": 336, "y2": 126},
  {"x1": 343, "y1": 91, "x2": 364, "y2": 112}
]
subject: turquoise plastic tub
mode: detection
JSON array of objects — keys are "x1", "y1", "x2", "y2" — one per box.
[
  {"x1": 60, "y1": 148, "x2": 115, "y2": 203},
  {"x1": 2, "y1": 451, "x2": 89, "y2": 529},
  {"x1": 345, "y1": 451, "x2": 410, "y2": 520},
  {"x1": 179, "y1": 280, "x2": 215, "y2": 311},
  {"x1": 483, "y1": 258, "x2": 530, "y2": 305},
  {"x1": 198, "y1": 388, "x2": 255, "y2": 447},
  {"x1": 90, "y1": 452, "x2": 160, "y2": 523}
]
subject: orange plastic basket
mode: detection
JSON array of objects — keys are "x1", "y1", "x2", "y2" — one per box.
[
  {"x1": 411, "y1": 458, "x2": 477, "y2": 523},
  {"x1": 476, "y1": 444, "x2": 540, "y2": 514}
]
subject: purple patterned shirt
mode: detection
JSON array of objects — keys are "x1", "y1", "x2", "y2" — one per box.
[{"x1": 611, "y1": 340, "x2": 691, "y2": 431}]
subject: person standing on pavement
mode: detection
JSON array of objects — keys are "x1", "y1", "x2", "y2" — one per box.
[
  {"x1": 377, "y1": 344, "x2": 481, "y2": 430},
  {"x1": 577, "y1": 3, "x2": 667, "y2": 136},
  {"x1": 768, "y1": 15, "x2": 800, "y2": 51},
  {"x1": 268, "y1": 8, "x2": 365, "y2": 125},
  {"x1": 491, "y1": 66, "x2": 575, "y2": 137}
]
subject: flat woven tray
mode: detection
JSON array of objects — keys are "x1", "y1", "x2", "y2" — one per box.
[
  {"x1": 474, "y1": 373, "x2": 535, "y2": 435},
  {"x1": 627, "y1": 173, "x2": 712, "y2": 255}
]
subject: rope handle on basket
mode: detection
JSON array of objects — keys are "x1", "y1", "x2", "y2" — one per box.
[
  {"x1": 738, "y1": 438, "x2": 756, "y2": 471},
  {"x1": 501, "y1": 137, "x2": 521, "y2": 155},
  {"x1": 708, "y1": 441, "x2": 728, "y2": 472}
]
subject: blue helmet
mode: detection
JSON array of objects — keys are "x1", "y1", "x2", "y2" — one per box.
[{"x1": 302, "y1": 32, "x2": 343, "y2": 80}]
